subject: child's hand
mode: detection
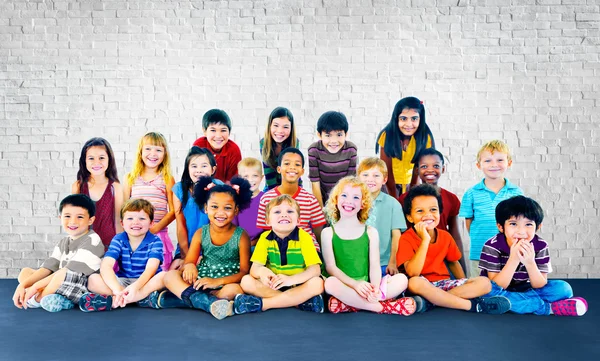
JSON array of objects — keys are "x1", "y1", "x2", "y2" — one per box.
[
  {"x1": 269, "y1": 274, "x2": 294, "y2": 290},
  {"x1": 182, "y1": 263, "x2": 198, "y2": 284},
  {"x1": 518, "y1": 240, "x2": 536, "y2": 266},
  {"x1": 509, "y1": 240, "x2": 522, "y2": 261},
  {"x1": 414, "y1": 222, "x2": 431, "y2": 243},
  {"x1": 353, "y1": 281, "x2": 375, "y2": 300},
  {"x1": 386, "y1": 261, "x2": 399, "y2": 275},
  {"x1": 194, "y1": 277, "x2": 222, "y2": 290},
  {"x1": 112, "y1": 291, "x2": 127, "y2": 308},
  {"x1": 22, "y1": 286, "x2": 40, "y2": 309},
  {"x1": 259, "y1": 274, "x2": 275, "y2": 287},
  {"x1": 12, "y1": 284, "x2": 26, "y2": 309},
  {"x1": 121, "y1": 284, "x2": 140, "y2": 304}
]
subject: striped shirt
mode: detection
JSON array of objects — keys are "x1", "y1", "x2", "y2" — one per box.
[
  {"x1": 251, "y1": 228, "x2": 321, "y2": 276},
  {"x1": 256, "y1": 187, "x2": 327, "y2": 251},
  {"x1": 105, "y1": 231, "x2": 164, "y2": 279},
  {"x1": 131, "y1": 174, "x2": 168, "y2": 225},
  {"x1": 308, "y1": 140, "x2": 358, "y2": 204},
  {"x1": 259, "y1": 138, "x2": 302, "y2": 191},
  {"x1": 41, "y1": 230, "x2": 104, "y2": 275},
  {"x1": 458, "y1": 178, "x2": 523, "y2": 260},
  {"x1": 479, "y1": 233, "x2": 551, "y2": 292}
]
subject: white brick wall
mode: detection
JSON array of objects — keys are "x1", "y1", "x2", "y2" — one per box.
[{"x1": 1, "y1": 0, "x2": 599, "y2": 278}]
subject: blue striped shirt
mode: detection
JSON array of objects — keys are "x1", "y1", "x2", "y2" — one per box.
[
  {"x1": 459, "y1": 178, "x2": 523, "y2": 260},
  {"x1": 105, "y1": 231, "x2": 164, "y2": 278}
]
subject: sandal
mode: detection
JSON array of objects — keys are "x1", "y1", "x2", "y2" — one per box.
[{"x1": 328, "y1": 296, "x2": 359, "y2": 314}]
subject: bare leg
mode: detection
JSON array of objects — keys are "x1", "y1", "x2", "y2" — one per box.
[
  {"x1": 212, "y1": 283, "x2": 242, "y2": 300},
  {"x1": 163, "y1": 269, "x2": 193, "y2": 298},
  {"x1": 447, "y1": 277, "x2": 492, "y2": 299},
  {"x1": 382, "y1": 274, "x2": 409, "y2": 300},
  {"x1": 39, "y1": 268, "x2": 67, "y2": 300},
  {"x1": 86, "y1": 274, "x2": 114, "y2": 295},
  {"x1": 325, "y1": 277, "x2": 383, "y2": 313},
  {"x1": 17, "y1": 268, "x2": 35, "y2": 283},
  {"x1": 126, "y1": 273, "x2": 166, "y2": 303},
  {"x1": 408, "y1": 277, "x2": 471, "y2": 311},
  {"x1": 242, "y1": 276, "x2": 323, "y2": 311}
]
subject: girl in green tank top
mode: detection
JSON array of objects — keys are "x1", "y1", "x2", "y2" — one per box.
[{"x1": 321, "y1": 176, "x2": 416, "y2": 315}]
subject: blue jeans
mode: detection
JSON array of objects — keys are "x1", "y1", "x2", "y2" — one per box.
[{"x1": 484, "y1": 280, "x2": 573, "y2": 315}]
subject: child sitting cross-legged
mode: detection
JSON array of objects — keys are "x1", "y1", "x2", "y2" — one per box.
[
  {"x1": 158, "y1": 176, "x2": 253, "y2": 320},
  {"x1": 479, "y1": 195, "x2": 587, "y2": 316},
  {"x1": 398, "y1": 184, "x2": 511, "y2": 314},
  {"x1": 323, "y1": 176, "x2": 416, "y2": 315},
  {"x1": 79, "y1": 199, "x2": 165, "y2": 312},
  {"x1": 234, "y1": 195, "x2": 325, "y2": 314}
]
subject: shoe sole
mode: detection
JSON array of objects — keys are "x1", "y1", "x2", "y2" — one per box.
[
  {"x1": 41, "y1": 295, "x2": 74, "y2": 313},
  {"x1": 79, "y1": 294, "x2": 112, "y2": 313},
  {"x1": 211, "y1": 299, "x2": 233, "y2": 320}
]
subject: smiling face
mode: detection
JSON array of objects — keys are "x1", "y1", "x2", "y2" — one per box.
[
  {"x1": 358, "y1": 166, "x2": 387, "y2": 195},
  {"x1": 141, "y1": 143, "x2": 165, "y2": 171},
  {"x1": 319, "y1": 130, "x2": 347, "y2": 154},
  {"x1": 477, "y1": 150, "x2": 511, "y2": 180},
  {"x1": 60, "y1": 205, "x2": 94, "y2": 239},
  {"x1": 498, "y1": 215, "x2": 538, "y2": 247},
  {"x1": 336, "y1": 185, "x2": 363, "y2": 219},
  {"x1": 270, "y1": 116, "x2": 292, "y2": 144},
  {"x1": 205, "y1": 192, "x2": 237, "y2": 228},
  {"x1": 204, "y1": 122, "x2": 230, "y2": 151},
  {"x1": 188, "y1": 154, "x2": 216, "y2": 183},
  {"x1": 406, "y1": 195, "x2": 440, "y2": 230},
  {"x1": 85, "y1": 146, "x2": 109, "y2": 178},
  {"x1": 417, "y1": 154, "x2": 445, "y2": 185},
  {"x1": 397, "y1": 108, "x2": 420, "y2": 137},
  {"x1": 238, "y1": 166, "x2": 263, "y2": 194},
  {"x1": 277, "y1": 152, "x2": 304, "y2": 184},
  {"x1": 266, "y1": 201, "x2": 299, "y2": 235},
  {"x1": 121, "y1": 210, "x2": 152, "y2": 239}
]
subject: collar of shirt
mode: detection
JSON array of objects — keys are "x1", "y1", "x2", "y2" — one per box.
[
  {"x1": 265, "y1": 227, "x2": 300, "y2": 266},
  {"x1": 114, "y1": 231, "x2": 156, "y2": 252},
  {"x1": 474, "y1": 178, "x2": 519, "y2": 192}
]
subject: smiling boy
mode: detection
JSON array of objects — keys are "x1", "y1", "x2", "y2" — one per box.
[
  {"x1": 256, "y1": 148, "x2": 327, "y2": 251},
  {"x1": 308, "y1": 111, "x2": 358, "y2": 208},
  {"x1": 192, "y1": 109, "x2": 242, "y2": 183}
]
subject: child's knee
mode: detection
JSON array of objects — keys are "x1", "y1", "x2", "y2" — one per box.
[
  {"x1": 548, "y1": 280, "x2": 573, "y2": 299},
  {"x1": 305, "y1": 276, "x2": 324, "y2": 295},
  {"x1": 324, "y1": 276, "x2": 341, "y2": 294},
  {"x1": 392, "y1": 273, "x2": 409, "y2": 286},
  {"x1": 407, "y1": 276, "x2": 427, "y2": 293},
  {"x1": 17, "y1": 267, "x2": 34, "y2": 282},
  {"x1": 240, "y1": 274, "x2": 257, "y2": 292},
  {"x1": 472, "y1": 276, "x2": 492, "y2": 293},
  {"x1": 162, "y1": 269, "x2": 181, "y2": 285}
]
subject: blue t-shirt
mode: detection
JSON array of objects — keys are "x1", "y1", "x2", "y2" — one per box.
[
  {"x1": 459, "y1": 178, "x2": 523, "y2": 260},
  {"x1": 172, "y1": 179, "x2": 223, "y2": 256},
  {"x1": 105, "y1": 231, "x2": 163, "y2": 279}
]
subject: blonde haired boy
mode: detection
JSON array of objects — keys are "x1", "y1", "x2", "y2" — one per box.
[{"x1": 233, "y1": 157, "x2": 266, "y2": 245}]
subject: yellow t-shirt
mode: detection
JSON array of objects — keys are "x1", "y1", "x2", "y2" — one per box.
[{"x1": 377, "y1": 132, "x2": 432, "y2": 185}]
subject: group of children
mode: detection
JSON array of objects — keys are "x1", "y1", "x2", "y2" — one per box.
[{"x1": 12, "y1": 97, "x2": 588, "y2": 319}]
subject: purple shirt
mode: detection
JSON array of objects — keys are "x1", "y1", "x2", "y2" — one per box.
[
  {"x1": 233, "y1": 191, "x2": 264, "y2": 241},
  {"x1": 479, "y1": 233, "x2": 552, "y2": 291}
]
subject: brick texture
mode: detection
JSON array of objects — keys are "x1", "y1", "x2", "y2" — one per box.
[{"x1": 0, "y1": 0, "x2": 599, "y2": 278}]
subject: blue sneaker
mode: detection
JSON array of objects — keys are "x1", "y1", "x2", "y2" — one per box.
[
  {"x1": 78, "y1": 293, "x2": 113, "y2": 312},
  {"x1": 157, "y1": 290, "x2": 189, "y2": 309},
  {"x1": 233, "y1": 294, "x2": 262, "y2": 314},
  {"x1": 40, "y1": 294, "x2": 75, "y2": 312},
  {"x1": 297, "y1": 295, "x2": 324, "y2": 313},
  {"x1": 413, "y1": 296, "x2": 434, "y2": 313},
  {"x1": 473, "y1": 296, "x2": 511, "y2": 315},
  {"x1": 137, "y1": 291, "x2": 160, "y2": 309}
]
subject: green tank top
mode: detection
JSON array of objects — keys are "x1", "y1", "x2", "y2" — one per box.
[
  {"x1": 332, "y1": 226, "x2": 370, "y2": 281},
  {"x1": 196, "y1": 224, "x2": 242, "y2": 279}
]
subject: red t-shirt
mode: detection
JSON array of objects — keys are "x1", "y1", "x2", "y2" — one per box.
[
  {"x1": 398, "y1": 187, "x2": 460, "y2": 231},
  {"x1": 396, "y1": 227, "x2": 462, "y2": 282},
  {"x1": 192, "y1": 137, "x2": 242, "y2": 183}
]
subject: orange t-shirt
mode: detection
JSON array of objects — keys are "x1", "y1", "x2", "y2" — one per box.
[{"x1": 396, "y1": 228, "x2": 462, "y2": 282}]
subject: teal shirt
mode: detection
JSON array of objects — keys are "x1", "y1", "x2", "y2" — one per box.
[
  {"x1": 366, "y1": 191, "x2": 407, "y2": 266},
  {"x1": 459, "y1": 178, "x2": 523, "y2": 261}
]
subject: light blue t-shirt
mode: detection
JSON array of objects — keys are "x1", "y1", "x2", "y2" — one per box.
[
  {"x1": 366, "y1": 191, "x2": 407, "y2": 266},
  {"x1": 459, "y1": 178, "x2": 523, "y2": 260}
]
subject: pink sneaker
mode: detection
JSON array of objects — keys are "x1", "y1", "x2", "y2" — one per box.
[
  {"x1": 551, "y1": 297, "x2": 588, "y2": 316},
  {"x1": 328, "y1": 296, "x2": 359, "y2": 314}
]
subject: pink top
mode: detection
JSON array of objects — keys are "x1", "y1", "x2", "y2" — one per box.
[{"x1": 131, "y1": 174, "x2": 168, "y2": 226}]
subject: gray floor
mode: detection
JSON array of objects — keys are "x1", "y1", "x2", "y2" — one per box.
[{"x1": 1, "y1": 279, "x2": 598, "y2": 361}]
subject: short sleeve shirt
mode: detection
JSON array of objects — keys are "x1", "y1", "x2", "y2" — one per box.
[
  {"x1": 105, "y1": 231, "x2": 164, "y2": 279},
  {"x1": 377, "y1": 132, "x2": 432, "y2": 185}
]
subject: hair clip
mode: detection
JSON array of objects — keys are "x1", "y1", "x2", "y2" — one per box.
[
  {"x1": 420, "y1": 101, "x2": 424, "y2": 104},
  {"x1": 231, "y1": 184, "x2": 240, "y2": 194},
  {"x1": 204, "y1": 182, "x2": 216, "y2": 191}
]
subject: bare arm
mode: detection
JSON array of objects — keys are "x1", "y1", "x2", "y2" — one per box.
[
  {"x1": 367, "y1": 227, "x2": 382, "y2": 292},
  {"x1": 150, "y1": 177, "x2": 176, "y2": 233},
  {"x1": 128, "y1": 258, "x2": 160, "y2": 291},
  {"x1": 402, "y1": 223, "x2": 430, "y2": 277},
  {"x1": 99, "y1": 257, "x2": 124, "y2": 294},
  {"x1": 172, "y1": 193, "x2": 189, "y2": 257},
  {"x1": 448, "y1": 215, "x2": 467, "y2": 272},
  {"x1": 287, "y1": 264, "x2": 322, "y2": 285},
  {"x1": 205, "y1": 230, "x2": 251, "y2": 286},
  {"x1": 122, "y1": 174, "x2": 131, "y2": 203},
  {"x1": 447, "y1": 261, "x2": 466, "y2": 279},
  {"x1": 465, "y1": 218, "x2": 472, "y2": 233},
  {"x1": 311, "y1": 181, "x2": 324, "y2": 209},
  {"x1": 386, "y1": 229, "x2": 401, "y2": 275},
  {"x1": 71, "y1": 181, "x2": 80, "y2": 194}
]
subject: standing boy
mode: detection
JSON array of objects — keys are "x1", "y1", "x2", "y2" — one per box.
[
  {"x1": 233, "y1": 157, "x2": 266, "y2": 246},
  {"x1": 398, "y1": 148, "x2": 466, "y2": 272},
  {"x1": 459, "y1": 140, "x2": 523, "y2": 277},
  {"x1": 397, "y1": 184, "x2": 511, "y2": 314},
  {"x1": 479, "y1": 196, "x2": 587, "y2": 316},
  {"x1": 235, "y1": 195, "x2": 325, "y2": 314},
  {"x1": 192, "y1": 109, "x2": 242, "y2": 183},
  {"x1": 79, "y1": 199, "x2": 164, "y2": 312},
  {"x1": 357, "y1": 157, "x2": 407, "y2": 276},
  {"x1": 308, "y1": 111, "x2": 358, "y2": 208},
  {"x1": 256, "y1": 148, "x2": 327, "y2": 251},
  {"x1": 12, "y1": 194, "x2": 104, "y2": 312}
]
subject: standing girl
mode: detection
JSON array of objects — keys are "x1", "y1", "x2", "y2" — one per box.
[
  {"x1": 322, "y1": 176, "x2": 415, "y2": 315},
  {"x1": 171, "y1": 146, "x2": 221, "y2": 270},
  {"x1": 160, "y1": 176, "x2": 253, "y2": 320},
  {"x1": 72, "y1": 137, "x2": 123, "y2": 250},
  {"x1": 376, "y1": 96, "x2": 435, "y2": 198},
  {"x1": 123, "y1": 132, "x2": 176, "y2": 271},
  {"x1": 260, "y1": 107, "x2": 301, "y2": 191}
]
